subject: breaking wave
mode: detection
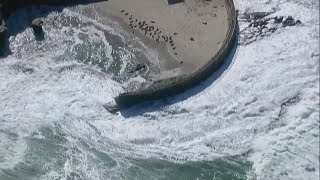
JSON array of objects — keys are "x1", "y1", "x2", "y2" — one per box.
[{"x1": 0, "y1": 0, "x2": 318, "y2": 179}]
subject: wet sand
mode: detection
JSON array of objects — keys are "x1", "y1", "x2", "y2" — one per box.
[{"x1": 78, "y1": 0, "x2": 230, "y2": 80}]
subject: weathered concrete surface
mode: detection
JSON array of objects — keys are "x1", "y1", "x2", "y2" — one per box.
[{"x1": 115, "y1": 0, "x2": 237, "y2": 108}]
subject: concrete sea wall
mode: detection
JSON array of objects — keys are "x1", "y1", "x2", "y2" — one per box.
[
  {"x1": 115, "y1": 0, "x2": 238, "y2": 108},
  {"x1": 0, "y1": 0, "x2": 237, "y2": 109}
]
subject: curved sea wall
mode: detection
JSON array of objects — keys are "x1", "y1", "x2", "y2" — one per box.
[
  {"x1": 115, "y1": 0, "x2": 238, "y2": 108},
  {"x1": 0, "y1": 0, "x2": 237, "y2": 109}
]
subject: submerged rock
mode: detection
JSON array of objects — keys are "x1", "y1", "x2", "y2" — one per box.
[
  {"x1": 249, "y1": 11, "x2": 272, "y2": 20},
  {"x1": 129, "y1": 63, "x2": 146, "y2": 73},
  {"x1": 241, "y1": 11, "x2": 273, "y2": 22},
  {"x1": 278, "y1": 92, "x2": 302, "y2": 117},
  {"x1": 240, "y1": 13, "x2": 302, "y2": 45},
  {"x1": 103, "y1": 103, "x2": 119, "y2": 114},
  {"x1": 274, "y1": 16, "x2": 284, "y2": 23},
  {"x1": 282, "y1": 16, "x2": 296, "y2": 27},
  {"x1": 135, "y1": 63, "x2": 146, "y2": 71}
]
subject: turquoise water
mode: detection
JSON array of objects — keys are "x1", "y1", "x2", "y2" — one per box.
[{"x1": 0, "y1": 125, "x2": 251, "y2": 180}]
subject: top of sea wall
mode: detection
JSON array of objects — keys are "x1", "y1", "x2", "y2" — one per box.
[
  {"x1": 115, "y1": 0, "x2": 237, "y2": 108},
  {"x1": 0, "y1": 0, "x2": 238, "y2": 109}
]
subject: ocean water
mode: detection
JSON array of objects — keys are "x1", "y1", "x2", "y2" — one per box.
[{"x1": 0, "y1": 0, "x2": 319, "y2": 180}]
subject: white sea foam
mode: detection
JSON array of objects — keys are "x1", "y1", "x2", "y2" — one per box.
[{"x1": 0, "y1": 0, "x2": 319, "y2": 179}]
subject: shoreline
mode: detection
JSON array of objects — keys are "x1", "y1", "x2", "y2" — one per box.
[
  {"x1": 115, "y1": 0, "x2": 237, "y2": 108},
  {"x1": 0, "y1": 0, "x2": 237, "y2": 109}
]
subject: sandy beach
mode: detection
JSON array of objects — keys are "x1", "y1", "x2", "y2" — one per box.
[{"x1": 77, "y1": 0, "x2": 230, "y2": 80}]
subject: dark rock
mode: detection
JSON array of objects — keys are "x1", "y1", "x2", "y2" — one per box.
[
  {"x1": 278, "y1": 92, "x2": 302, "y2": 117},
  {"x1": 282, "y1": 16, "x2": 296, "y2": 27},
  {"x1": 103, "y1": 104, "x2": 119, "y2": 114},
  {"x1": 305, "y1": 167, "x2": 315, "y2": 172},
  {"x1": 251, "y1": 12, "x2": 270, "y2": 19},
  {"x1": 31, "y1": 18, "x2": 45, "y2": 41},
  {"x1": 260, "y1": 20, "x2": 268, "y2": 26},
  {"x1": 280, "y1": 172, "x2": 288, "y2": 176},
  {"x1": 274, "y1": 16, "x2": 284, "y2": 23},
  {"x1": 244, "y1": 12, "x2": 272, "y2": 21},
  {"x1": 269, "y1": 27, "x2": 277, "y2": 33},
  {"x1": 190, "y1": 37, "x2": 194, "y2": 41},
  {"x1": 32, "y1": 18, "x2": 44, "y2": 27},
  {"x1": 134, "y1": 63, "x2": 146, "y2": 72},
  {"x1": 22, "y1": 67, "x2": 34, "y2": 74},
  {"x1": 240, "y1": 12, "x2": 301, "y2": 45},
  {"x1": 202, "y1": 22, "x2": 207, "y2": 25}
]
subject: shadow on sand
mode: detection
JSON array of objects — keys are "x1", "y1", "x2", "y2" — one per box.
[
  {"x1": 120, "y1": 26, "x2": 240, "y2": 118},
  {"x1": 0, "y1": 0, "x2": 107, "y2": 57}
]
